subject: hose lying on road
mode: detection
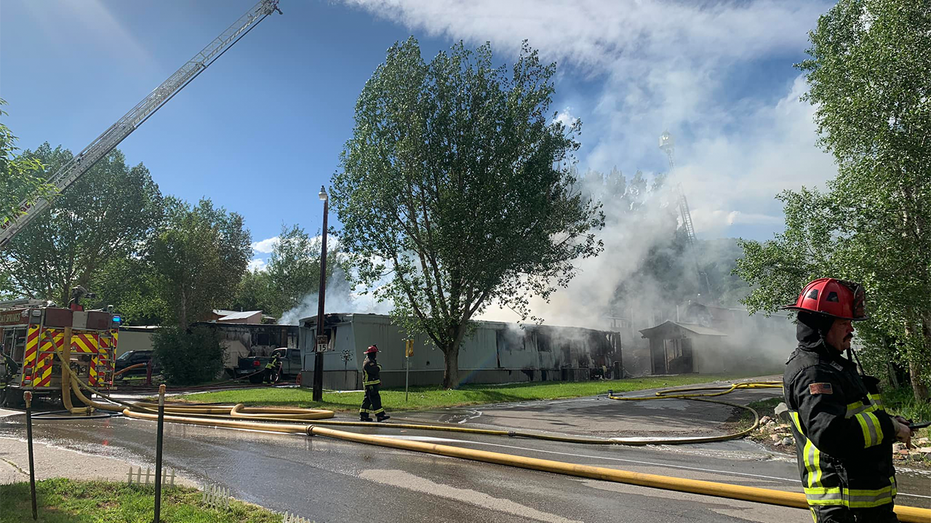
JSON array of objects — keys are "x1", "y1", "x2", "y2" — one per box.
[
  {"x1": 118, "y1": 404, "x2": 931, "y2": 523},
  {"x1": 53, "y1": 363, "x2": 930, "y2": 523}
]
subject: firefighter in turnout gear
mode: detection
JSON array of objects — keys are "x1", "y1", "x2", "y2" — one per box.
[
  {"x1": 264, "y1": 350, "x2": 281, "y2": 384},
  {"x1": 360, "y1": 345, "x2": 389, "y2": 422},
  {"x1": 782, "y1": 278, "x2": 913, "y2": 522}
]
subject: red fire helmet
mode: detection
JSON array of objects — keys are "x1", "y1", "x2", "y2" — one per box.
[
  {"x1": 364, "y1": 345, "x2": 379, "y2": 354},
  {"x1": 783, "y1": 278, "x2": 868, "y2": 321}
]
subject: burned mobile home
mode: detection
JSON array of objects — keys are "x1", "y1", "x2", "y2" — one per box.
[{"x1": 298, "y1": 313, "x2": 623, "y2": 390}]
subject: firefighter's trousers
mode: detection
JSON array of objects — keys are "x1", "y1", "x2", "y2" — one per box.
[
  {"x1": 360, "y1": 384, "x2": 384, "y2": 417},
  {"x1": 811, "y1": 504, "x2": 899, "y2": 523}
]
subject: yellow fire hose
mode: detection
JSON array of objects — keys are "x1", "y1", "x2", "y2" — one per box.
[
  {"x1": 117, "y1": 406, "x2": 931, "y2": 523},
  {"x1": 56, "y1": 356, "x2": 929, "y2": 523}
]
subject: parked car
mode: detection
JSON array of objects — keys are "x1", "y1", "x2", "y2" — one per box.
[
  {"x1": 237, "y1": 347, "x2": 302, "y2": 384},
  {"x1": 114, "y1": 350, "x2": 160, "y2": 380}
]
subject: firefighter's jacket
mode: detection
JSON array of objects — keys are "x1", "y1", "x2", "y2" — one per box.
[
  {"x1": 266, "y1": 353, "x2": 281, "y2": 370},
  {"x1": 783, "y1": 339, "x2": 898, "y2": 510},
  {"x1": 362, "y1": 358, "x2": 381, "y2": 387}
]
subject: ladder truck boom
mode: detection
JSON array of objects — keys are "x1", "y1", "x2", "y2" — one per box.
[{"x1": 0, "y1": 0, "x2": 282, "y2": 250}]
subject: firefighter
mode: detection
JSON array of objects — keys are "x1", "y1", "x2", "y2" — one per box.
[
  {"x1": 782, "y1": 278, "x2": 912, "y2": 523},
  {"x1": 360, "y1": 345, "x2": 389, "y2": 422},
  {"x1": 264, "y1": 350, "x2": 281, "y2": 384}
]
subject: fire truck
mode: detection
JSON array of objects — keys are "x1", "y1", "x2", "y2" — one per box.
[
  {"x1": 0, "y1": 299, "x2": 120, "y2": 408},
  {"x1": 0, "y1": 0, "x2": 282, "y2": 405}
]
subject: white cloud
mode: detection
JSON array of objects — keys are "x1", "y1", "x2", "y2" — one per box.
[
  {"x1": 343, "y1": 0, "x2": 837, "y2": 237},
  {"x1": 553, "y1": 107, "x2": 578, "y2": 127},
  {"x1": 251, "y1": 236, "x2": 279, "y2": 254},
  {"x1": 247, "y1": 258, "x2": 267, "y2": 272}
]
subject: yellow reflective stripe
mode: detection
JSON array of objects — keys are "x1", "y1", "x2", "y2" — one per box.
[
  {"x1": 811, "y1": 444, "x2": 822, "y2": 486},
  {"x1": 804, "y1": 486, "x2": 845, "y2": 506},
  {"x1": 855, "y1": 412, "x2": 874, "y2": 447},
  {"x1": 845, "y1": 401, "x2": 869, "y2": 418},
  {"x1": 804, "y1": 484, "x2": 895, "y2": 509},
  {"x1": 847, "y1": 483, "x2": 895, "y2": 508},
  {"x1": 791, "y1": 411, "x2": 822, "y2": 488},
  {"x1": 363, "y1": 379, "x2": 380, "y2": 386}
]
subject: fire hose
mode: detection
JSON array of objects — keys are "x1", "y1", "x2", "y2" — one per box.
[{"x1": 48, "y1": 347, "x2": 931, "y2": 522}]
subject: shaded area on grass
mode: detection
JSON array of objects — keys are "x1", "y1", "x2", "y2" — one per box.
[
  {"x1": 0, "y1": 478, "x2": 281, "y2": 523},
  {"x1": 177, "y1": 374, "x2": 758, "y2": 412}
]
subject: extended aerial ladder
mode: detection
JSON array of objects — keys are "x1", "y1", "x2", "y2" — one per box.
[
  {"x1": 0, "y1": 0, "x2": 282, "y2": 250},
  {"x1": 659, "y1": 131, "x2": 713, "y2": 301}
]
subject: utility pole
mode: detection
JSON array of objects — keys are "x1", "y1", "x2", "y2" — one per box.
[{"x1": 313, "y1": 186, "x2": 329, "y2": 402}]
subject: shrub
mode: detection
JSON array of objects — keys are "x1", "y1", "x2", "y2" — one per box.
[{"x1": 152, "y1": 326, "x2": 223, "y2": 385}]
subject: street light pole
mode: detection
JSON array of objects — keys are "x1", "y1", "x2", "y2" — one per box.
[{"x1": 313, "y1": 186, "x2": 328, "y2": 402}]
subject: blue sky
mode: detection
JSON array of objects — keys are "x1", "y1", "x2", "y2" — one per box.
[{"x1": 2, "y1": 0, "x2": 838, "y2": 272}]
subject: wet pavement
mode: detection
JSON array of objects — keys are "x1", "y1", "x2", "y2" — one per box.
[{"x1": 1, "y1": 386, "x2": 928, "y2": 522}]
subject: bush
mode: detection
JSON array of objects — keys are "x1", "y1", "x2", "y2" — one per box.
[{"x1": 152, "y1": 326, "x2": 224, "y2": 385}]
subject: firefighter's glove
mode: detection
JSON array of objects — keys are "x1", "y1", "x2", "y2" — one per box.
[{"x1": 892, "y1": 416, "x2": 913, "y2": 448}]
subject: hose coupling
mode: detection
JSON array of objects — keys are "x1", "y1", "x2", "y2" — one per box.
[{"x1": 508, "y1": 431, "x2": 516, "y2": 437}]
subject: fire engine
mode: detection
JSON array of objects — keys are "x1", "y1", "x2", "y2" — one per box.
[
  {"x1": 0, "y1": 0, "x2": 281, "y2": 406},
  {"x1": 0, "y1": 298, "x2": 120, "y2": 408}
]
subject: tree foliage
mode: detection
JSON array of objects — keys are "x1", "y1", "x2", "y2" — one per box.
[
  {"x1": 232, "y1": 224, "x2": 346, "y2": 318},
  {"x1": 737, "y1": 0, "x2": 931, "y2": 400},
  {"x1": 0, "y1": 144, "x2": 162, "y2": 305},
  {"x1": 0, "y1": 100, "x2": 55, "y2": 228},
  {"x1": 333, "y1": 39, "x2": 604, "y2": 388},
  {"x1": 153, "y1": 325, "x2": 224, "y2": 385},
  {"x1": 149, "y1": 198, "x2": 251, "y2": 327}
]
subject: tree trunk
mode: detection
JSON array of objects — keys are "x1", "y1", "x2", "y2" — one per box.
[
  {"x1": 914, "y1": 313, "x2": 931, "y2": 402},
  {"x1": 442, "y1": 342, "x2": 460, "y2": 389}
]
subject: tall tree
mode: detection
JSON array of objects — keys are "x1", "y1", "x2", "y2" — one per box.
[
  {"x1": 333, "y1": 39, "x2": 603, "y2": 388},
  {"x1": 231, "y1": 268, "x2": 277, "y2": 316},
  {"x1": 0, "y1": 144, "x2": 162, "y2": 305},
  {"x1": 231, "y1": 224, "x2": 346, "y2": 318},
  {"x1": 0, "y1": 99, "x2": 54, "y2": 230},
  {"x1": 738, "y1": 0, "x2": 931, "y2": 400},
  {"x1": 149, "y1": 198, "x2": 251, "y2": 327}
]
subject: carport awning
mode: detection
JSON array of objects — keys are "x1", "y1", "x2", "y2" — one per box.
[{"x1": 639, "y1": 320, "x2": 727, "y2": 340}]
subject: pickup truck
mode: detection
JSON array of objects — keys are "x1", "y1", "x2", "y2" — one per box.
[{"x1": 237, "y1": 347, "x2": 302, "y2": 384}]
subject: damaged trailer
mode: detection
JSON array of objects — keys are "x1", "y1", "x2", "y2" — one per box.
[{"x1": 298, "y1": 313, "x2": 623, "y2": 390}]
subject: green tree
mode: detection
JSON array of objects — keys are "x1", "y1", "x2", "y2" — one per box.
[
  {"x1": 738, "y1": 0, "x2": 931, "y2": 400},
  {"x1": 333, "y1": 39, "x2": 603, "y2": 388},
  {"x1": 231, "y1": 224, "x2": 346, "y2": 318},
  {"x1": 0, "y1": 99, "x2": 54, "y2": 230},
  {"x1": 153, "y1": 325, "x2": 224, "y2": 385},
  {"x1": 150, "y1": 198, "x2": 251, "y2": 327},
  {"x1": 231, "y1": 268, "x2": 277, "y2": 316},
  {"x1": 0, "y1": 144, "x2": 162, "y2": 305}
]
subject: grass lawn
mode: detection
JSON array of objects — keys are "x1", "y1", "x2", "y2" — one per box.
[
  {"x1": 176, "y1": 374, "x2": 755, "y2": 412},
  {"x1": 0, "y1": 478, "x2": 281, "y2": 523}
]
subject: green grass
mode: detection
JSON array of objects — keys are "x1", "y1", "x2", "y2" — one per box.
[
  {"x1": 177, "y1": 374, "x2": 753, "y2": 412},
  {"x1": 0, "y1": 478, "x2": 282, "y2": 523},
  {"x1": 883, "y1": 386, "x2": 931, "y2": 440}
]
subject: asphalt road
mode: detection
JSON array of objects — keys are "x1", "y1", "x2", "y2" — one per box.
[{"x1": 1, "y1": 388, "x2": 928, "y2": 523}]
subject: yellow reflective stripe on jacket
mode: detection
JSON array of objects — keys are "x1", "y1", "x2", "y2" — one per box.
[
  {"x1": 803, "y1": 486, "x2": 845, "y2": 506},
  {"x1": 855, "y1": 411, "x2": 883, "y2": 447},
  {"x1": 363, "y1": 379, "x2": 381, "y2": 386},
  {"x1": 867, "y1": 393, "x2": 884, "y2": 409},
  {"x1": 845, "y1": 401, "x2": 870, "y2": 418},
  {"x1": 803, "y1": 481, "x2": 896, "y2": 508},
  {"x1": 790, "y1": 411, "x2": 824, "y2": 487}
]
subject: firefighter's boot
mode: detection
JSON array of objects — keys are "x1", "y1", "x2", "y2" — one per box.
[
  {"x1": 360, "y1": 413, "x2": 373, "y2": 422},
  {"x1": 376, "y1": 412, "x2": 390, "y2": 422}
]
